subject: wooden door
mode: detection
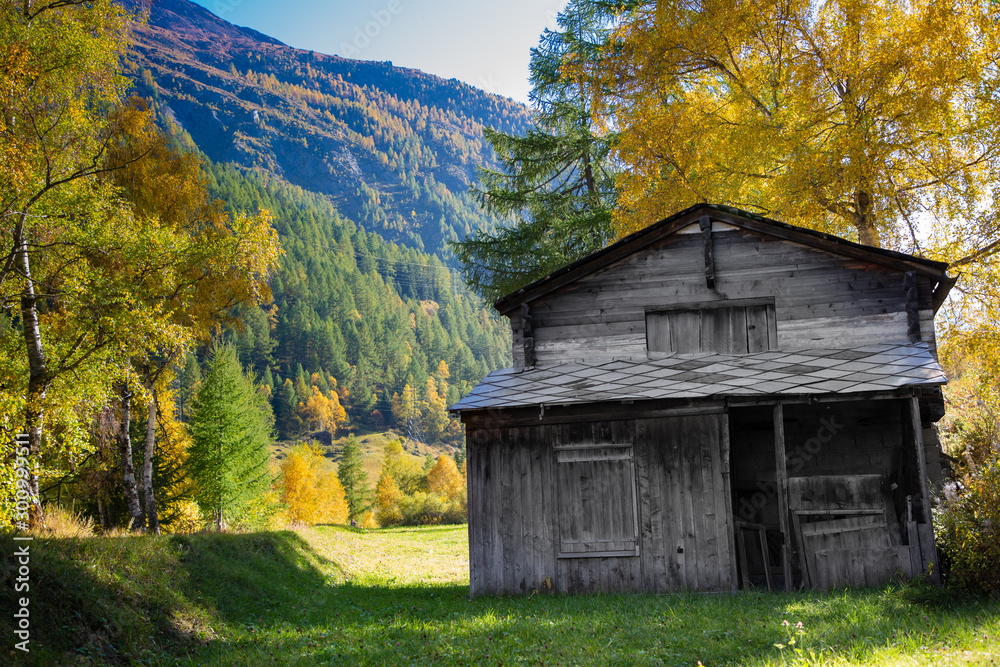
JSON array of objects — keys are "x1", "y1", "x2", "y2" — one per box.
[{"x1": 635, "y1": 412, "x2": 736, "y2": 592}]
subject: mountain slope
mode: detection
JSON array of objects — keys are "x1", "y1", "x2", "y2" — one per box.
[{"x1": 126, "y1": 0, "x2": 531, "y2": 257}]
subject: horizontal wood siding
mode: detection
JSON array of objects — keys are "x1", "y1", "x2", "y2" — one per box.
[{"x1": 522, "y1": 228, "x2": 931, "y2": 364}]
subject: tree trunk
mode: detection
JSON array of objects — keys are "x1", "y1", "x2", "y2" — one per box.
[
  {"x1": 854, "y1": 189, "x2": 880, "y2": 247},
  {"x1": 143, "y1": 383, "x2": 159, "y2": 534},
  {"x1": 117, "y1": 383, "x2": 145, "y2": 531},
  {"x1": 17, "y1": 227, "x2": 47, "y2": 528},
  {"x1": 856, "y1": 216, "x2": 879, "y2": 247}
]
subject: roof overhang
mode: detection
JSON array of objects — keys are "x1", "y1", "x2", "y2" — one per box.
[{"x1": 450, "y1": 342, "x2": 946, "y2": 413}]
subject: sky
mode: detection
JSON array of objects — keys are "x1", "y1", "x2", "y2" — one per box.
[{"x1": 190, "y1": 0, "x2": 571, "y2": 103}]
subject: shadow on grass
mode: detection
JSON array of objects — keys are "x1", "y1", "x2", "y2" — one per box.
[
  {"x1": 6, "y1": 530, "x2": 998, "y2": 666},
  {"x1": 1, "y1": 532, "x2": 203, "y2": 665}
]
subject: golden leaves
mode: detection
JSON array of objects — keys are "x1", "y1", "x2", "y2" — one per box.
[{"x1": 592, "y1": 0, "x2": 1000, "y2": 252}]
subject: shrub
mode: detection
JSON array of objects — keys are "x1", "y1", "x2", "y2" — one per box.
[
  {"x1": 398, "y1": 490, "x2": 465, "y2": 526},
  {"x1": 936, "y1": 457, "x2": 1000, "y2": 595}
]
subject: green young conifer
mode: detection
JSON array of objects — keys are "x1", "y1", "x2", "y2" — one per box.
[
  {"x1": 188, "y1": 344, "x2": 273, "y2": 530},
  {"x1": 337, "y1": 436, "x2": 372, "y2": 521}
]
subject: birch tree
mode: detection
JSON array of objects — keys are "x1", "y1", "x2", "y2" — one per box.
[{"x1": 0, "y1": 0, "x2": 140, "y2": 525}]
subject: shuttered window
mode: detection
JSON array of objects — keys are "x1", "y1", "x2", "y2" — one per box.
[
  {"x1": 555, "y1": 443, "x2": 639, "y2": 558},
  {"x1": 646, "y1": 301, "x2": 776, "y2": 354}
]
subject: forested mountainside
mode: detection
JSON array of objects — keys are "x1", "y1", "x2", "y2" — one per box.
[
  {"x1": 203, "y1": 162, "x2": 511, "y2": 440},
  {"x1": 126, "y1": 0, "x2": 532, "y2": 258},
  {"x1": 118, "y1": 0, "x2": 525, "y2": 441}
]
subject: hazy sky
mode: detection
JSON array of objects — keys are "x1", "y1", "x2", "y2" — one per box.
[{"x1": 190, "y1": 0, "x2": 570, "y2": 102}]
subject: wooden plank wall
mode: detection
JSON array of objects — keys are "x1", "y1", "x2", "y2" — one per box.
[
  {"x1": 516, "y1": 227, "x2": 936, "y2": 366},
  {"x1": 634, "y1": 413, "x2": 735, "y2": 592},
  {"x1": 781, "y1": 402, "x2": 903, "y2": 480},
  {"x1": 467, "y1": 414, "x2": 735, "y2": 595}
]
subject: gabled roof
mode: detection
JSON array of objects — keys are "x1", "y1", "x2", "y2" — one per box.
[
  {"x1": 451, "y1": 342, "x2": 945, "y2": 411},
  {"x1": 493, "y1": 204, "x2": 953, "y2": 315}
]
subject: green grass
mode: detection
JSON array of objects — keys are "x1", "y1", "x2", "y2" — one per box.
[{"x1": 2, "y1": 526, "x2": 998, "y2": 666}]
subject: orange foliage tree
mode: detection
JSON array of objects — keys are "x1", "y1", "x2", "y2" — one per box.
[{"x1": 298, "y1": 385, "x2": 348, "y2": 433}]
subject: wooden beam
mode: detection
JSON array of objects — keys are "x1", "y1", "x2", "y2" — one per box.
[
  {"x1": 932, "y1": 273, "x2": 958, "y2": 313},
  {"x1": 904, "y1": 271, "x2": 921, "y2": 343},
  {"x1": 720, "y1": 415, "x2": 739, "y2": 591},
  {"x1": 724, "y1": 389, "x2": 924, "y2": 409},
  {"x1": 700, "y1": 215, "x2": 716, "y2": 289},
  {"x1": 908, "y1": 395, "x2": 942, "y2": 583},
  {"x1": 521, "y1": 302, "x2": 536, "y2": 367},
  {"x1": 773, "y1": 403, "x2": 793, "y2": 590},
  {"x1": 458, "y1": 400, "x2": 727, "y2": 428},
  {"x1": 645, "y1": 297, "x2": 775, "y2": 313},
  {"x1": 909, "y1": 396, "x2": 933, "y2": 526}
]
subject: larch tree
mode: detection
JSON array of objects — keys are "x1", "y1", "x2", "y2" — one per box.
[
  {"x1": 426, "y1": 455, "x2": 464, "y2": 503},
  {"x1": 378, "y1": 439, "x2": 423, "y2": 494},
  {"x1": 337, "y1": 435, "x2": 372, "y2": 522},
  {"x1": 188, "y1": 344, "x2": 273, "y2": 531},
  {"x1": 589, "y1": 0, "x2": 1000, "y2": 252},
  {"x1": 281, "y1": 442, "x2": 348, "y2": 525},
  {"x1": 452, "y1": 0, "x2": 620, "y2": 301}
]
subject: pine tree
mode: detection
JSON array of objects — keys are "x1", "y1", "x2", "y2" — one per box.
[
  {"x1": 188, "y1": 344, "x2": 273, "y2": 530},
  {"x1": 452, "y1": 0, "x2": 620, "y2": 300},
  {"x1": 337, "y1": 436, "x2": 372, "y2": 521}
]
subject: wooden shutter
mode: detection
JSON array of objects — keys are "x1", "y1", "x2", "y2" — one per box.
[
  {"x1": 647, "y1": 302, "x2": 776, "y2": 354},
  {"x1": 555, "y1": 443, "x2": 639, "y2": 558}
]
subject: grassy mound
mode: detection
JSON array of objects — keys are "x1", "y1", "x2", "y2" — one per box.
[{"x1": 0, "y1": 530, "x2": 333, "y2": 665}]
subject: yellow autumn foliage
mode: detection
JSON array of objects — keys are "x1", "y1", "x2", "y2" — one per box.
[
  {"x1": 280, "y1": 443, "x2": 349, "y2": 525},
  {"x1": 298, "y1": 385, "x2": 347, "y2": 433},
  {"x1": 427, "y1": 455, "x2": 465, "y2": 503},
  {"x1": 589, "y1": 0, "x2": 1000, "y2": 259},
  {"x1": 375, "y1": 474, "x2": 403, "y2": 526}
]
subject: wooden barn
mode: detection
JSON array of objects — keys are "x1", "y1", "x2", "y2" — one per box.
[{"x1": 452, "y1": 204, "x2": 955, "y2": 596}]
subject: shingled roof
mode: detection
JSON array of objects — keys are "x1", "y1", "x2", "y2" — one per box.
[{"x1": 451, "y1": 342, "x2": 945, "y2": 411}]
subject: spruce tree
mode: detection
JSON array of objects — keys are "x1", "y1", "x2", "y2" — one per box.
[
  {"x1": 452, "y1": 0, "x2": 621, "y2": 301},
  {"x1": 188, "y1": 344, "x2": 273, "y2": 530},
  {"x1": 337, "y1": 436, "x2": 372, "y2": 521}
]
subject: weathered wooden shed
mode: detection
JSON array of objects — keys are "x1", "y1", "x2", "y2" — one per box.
[{"x1": 452, "y1": 204, "x2": 955, "y2": 596}]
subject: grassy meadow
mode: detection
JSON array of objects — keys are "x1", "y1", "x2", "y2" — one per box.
[{"x1": 1, "y1": 524, "x2": 998, "y2": 666}]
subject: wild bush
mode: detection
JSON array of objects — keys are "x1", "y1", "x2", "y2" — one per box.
[
  {"x1": 936, "y1": 458, "x2": 1000, "y2": 595},
  {"x1": 936, "y1": 362, "x2": 1000, "y2": 595}
]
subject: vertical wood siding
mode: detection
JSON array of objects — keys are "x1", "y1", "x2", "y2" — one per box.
[{"x1": 468, "y1": 413, "x2": 735, "y2": 595}]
